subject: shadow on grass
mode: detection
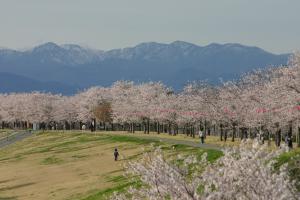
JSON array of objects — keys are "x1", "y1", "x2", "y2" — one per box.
[
  {"x1": 0, "y1": 179, "x2": 13, "y2": 184},
  {"x1": 0, "y1": 182, "x2": 35, "y2": 192},
  {"x1": 80, "y1": 177, "x2": 142, "y2": 200},
  {"x1": 0, "y1": 196, "x2": 17, "y2": 200},
  {"x1": 41, "y1": 156, "x2": 64, "y2": 165}
]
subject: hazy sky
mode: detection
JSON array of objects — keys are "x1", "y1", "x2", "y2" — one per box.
[{"x1": 0, "y1": 0, "x2": 299, "y2": 53}]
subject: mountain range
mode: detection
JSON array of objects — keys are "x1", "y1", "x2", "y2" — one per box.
[{"x1": 0, "y1": 41, "x2": 290, "y2": 94}]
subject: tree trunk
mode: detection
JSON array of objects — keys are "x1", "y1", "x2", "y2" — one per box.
[
  {"x1": 132, "y1": 123, "x2": 135, "y2": 133},
  {"x1": 104, "y1": 122, "x2": 106, "y2": 131},
  {"x1": 213, "y1": 124, "x2": 216, "y2": 136},
  {"x1": 224, "y1": 129, "x2": 227, "y2": 142},
  {"x1": 297, "y1": 126, "x2": 300, "y2": 147},
  {"x1": 220, "y1": 124, "x2": 223, "y2": 141},
  {"x1": 192, "y1": 126, "x2": 195, "y2": 138},
  {"x1": 232, "y1": 125, "x2": 236, "y2": 142},
  {"x1": 275, "y1": 129, "x2": 281, "y2": 147},
  {"x1": 168, "y1": 123, "x2": 171, "y2": 135},
  {"x1": 204, "y1": 120, "x2": 207, "y2": 137}
]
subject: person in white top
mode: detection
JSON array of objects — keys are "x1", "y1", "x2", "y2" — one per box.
[{"x1": 199, "y1": 128, "x2": 204, "y2": 144}]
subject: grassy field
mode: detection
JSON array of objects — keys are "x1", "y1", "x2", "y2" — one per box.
[{"x1": 0, "y1": 131, "x2": 222, "y2": 200}]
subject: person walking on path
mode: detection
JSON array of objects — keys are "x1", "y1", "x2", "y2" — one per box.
[
  {"x1": 114, "y1": 148, "x2": 119, "y2": 161},
  {"x1": 199, "y1": 128, "x2": 204, "y2": 144}
]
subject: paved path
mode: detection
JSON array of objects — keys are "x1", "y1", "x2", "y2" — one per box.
[
  {"x1": 140, "y1": 136, "x2": 221, "y2": 150},
  {"x1": 116, "y1": 134, "x2": 222, "y2": 150},
  {"x1": 152, "y1": 137, "x2": 221, "y2": 150},
  {"x1": 0, "y1": 130, "x2": 34, "y2": 149}
]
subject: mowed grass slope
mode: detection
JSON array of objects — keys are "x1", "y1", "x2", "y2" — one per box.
[
  {"x1": 0, "y1": 132, "x2": 147, "y2": 200},
  {"x1": 0, "y1": 131, "x2": 222, "y2": 200}
]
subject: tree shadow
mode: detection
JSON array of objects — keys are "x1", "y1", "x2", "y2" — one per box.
[
  {"x1": 0, "y1": 196, "x2": 17, "y2": 200},
  {"x1": 0, "y1": 182, "x2": 35, "y2": 192},
  {"x1": 0, "y1": 179, "x2": 13, "y2": 184}
]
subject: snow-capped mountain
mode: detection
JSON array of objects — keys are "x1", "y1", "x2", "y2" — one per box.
[
  {"x1": 22, "y1": 42, "x2": 103, "y2": 66},
  {"x1": 0, "y1": 41, "x2": 290, "y2": 94}
]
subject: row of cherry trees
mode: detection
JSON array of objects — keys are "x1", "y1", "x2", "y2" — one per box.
[{"x1": 0, "y1": 54, "x2": 299, "y2": 143}]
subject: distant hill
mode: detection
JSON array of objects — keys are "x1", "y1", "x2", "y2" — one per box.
[
  {"x1": 0, "y1": 41, "x2": 290, "y2": 94},
  {"x1": 0, "y1": 72, "x2": 78, "y2": 94}
]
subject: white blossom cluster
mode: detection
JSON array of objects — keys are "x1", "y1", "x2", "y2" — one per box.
[
  {"x1": 200, "y1": 140, "x2": 299, "y2": 200},
  {"x1": 112, "y1": 141, "x2": 299, "y2": 200}
]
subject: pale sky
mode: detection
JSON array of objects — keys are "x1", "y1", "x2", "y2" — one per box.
[{"x1": 0, "y1": 0, "x2": 299, "y2": 53}]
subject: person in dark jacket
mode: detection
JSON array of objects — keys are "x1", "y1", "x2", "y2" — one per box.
[
  {"x1": 114, "y1": 148, "x2": 119, "y2": 161},
  {"x1": 275, "y1": 123, "x2": 281, "y2": 147}
]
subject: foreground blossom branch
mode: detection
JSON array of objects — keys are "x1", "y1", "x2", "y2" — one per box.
[
  {"x1": 119, "y1": 148, "x2": 202, "y2": 200},
  {"x1": 200, "y1": 140, "x2": 298, "y2": 200},
  {"x1": 112, "y1": 141, "x2": 299, "y2": 200}
]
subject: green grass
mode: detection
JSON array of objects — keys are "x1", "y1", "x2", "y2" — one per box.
[
  {"x1": 273, "y1": 148, "x2": 300, "y2": 169},
  {"x1": 162, "y1": 143, "x2": 223, "y2": 162},
  {"x1": 166, "y1": 144, "x2": 223, "y2": 180},
  {"x1": 274, "y1": 148, "x2": 300, "y2": 191},
  {"x1": 101, "y1": 134, "x2": 160, "y2": 145}
]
